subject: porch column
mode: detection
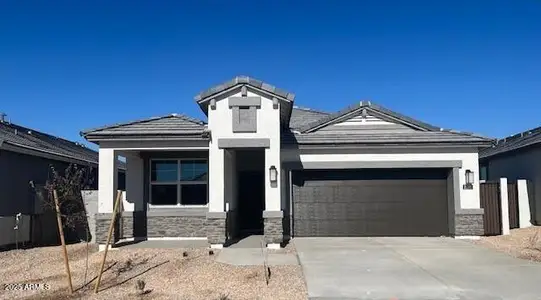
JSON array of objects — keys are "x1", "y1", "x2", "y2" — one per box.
[
  {"x1": 96, "y1": 148, "x2": 118, "y2": 249},
  {"x1": 209, "y1": 147, "x2": 225, "y2": 212},
  {"x1": 263, "y1": 145, "x2": 283, "y2": 248},
  {"x1": 207, "y1": 146, "x2": 226, "y2": 247},
  {"x1": 98, "y1": 148, "x2": 118, "y2": 213},
  {"x1": 124, "y1": 152, "x2": 144, "y2": 239},
  {"x1": 125, "y1": 153, "x2": 144, "y2": 212}
]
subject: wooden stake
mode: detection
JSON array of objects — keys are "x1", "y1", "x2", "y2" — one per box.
[
  {"x1": 94, "y1": 190, "x2": 123, "y2": 294},
  {"x1": 53, "y1": 189, "x2": 74, "y2": 294}
]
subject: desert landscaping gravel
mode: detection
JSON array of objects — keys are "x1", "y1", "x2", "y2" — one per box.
[
  {"x1": 474, "y1": 226, "x2": 541, "y2": 262},
  {"x1": 0, "y1": 243, "x2": 307, "y2": 300}
]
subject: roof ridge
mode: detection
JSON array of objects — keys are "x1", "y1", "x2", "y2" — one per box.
[
  {"x1": 195, "y1": 75, "x2": 296, "y2": 102},
  {"x1": 170, "y1": 113, "x2": 207, "y2": 125},
  {"x1": 81, "y1": 114, "x2": 206, "y2": 136},
  {"x1": 439, "y1": 128, "x2": 495, "y2": 140},
  {"x1": 292, "y1": 105, "x2": 330, "y2": 115},
  {"x1": 495, "y1": 125, "x2": 541, "y2": 145},
  {"x1": 7, "y1": 122, "x2": 91, "y2": 149},
  {"x1": 298, "y1": 101, "x2": 442, "y2": 133}
]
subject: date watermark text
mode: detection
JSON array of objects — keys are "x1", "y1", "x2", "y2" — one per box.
[{"x1": 3, "y1": 283, "x2": 50, "y2": 291}]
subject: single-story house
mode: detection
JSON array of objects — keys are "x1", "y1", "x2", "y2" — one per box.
[
  {"x1": 81, "y1": 76, "x2": 493, "y2": 249},
  {"x1": 479, "y1": 126, "x2": 541, "y2": 225},
  {"x1": 0, "y1": 114, "x2": 127, "y2": 248}
]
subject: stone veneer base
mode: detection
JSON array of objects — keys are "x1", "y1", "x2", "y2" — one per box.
[
  {"x1": 454, "y1": 209, "x2": 484, "y2": 236},
  {"x1": 263, "y1": 211, "x2": 284, "y2": 244}
]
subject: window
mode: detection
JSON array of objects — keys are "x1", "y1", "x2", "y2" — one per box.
[
  {"x1": 150, "y1": 159, "x2": 208, "y2": 206},
  {"x1": 480, "y1": 165, "x2": 488, "y2": 181}
]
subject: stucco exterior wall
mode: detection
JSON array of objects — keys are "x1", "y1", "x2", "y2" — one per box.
[
  {"x1": 484, "y1": 146, "x2": 541, "y2": 224},
  {"x1": 282, "y1": 147, "x2": 482, "y2": 209},
  {"x1": 207, "y1": 89, "x2": 282, "y2": 213}
]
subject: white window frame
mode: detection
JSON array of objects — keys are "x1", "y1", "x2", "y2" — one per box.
[{"x1": 149, "y1": 158, "x2": 208, "y2": 208}]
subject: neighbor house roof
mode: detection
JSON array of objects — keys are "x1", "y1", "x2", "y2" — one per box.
[
  {"x1": 479, "y1": 126, "x2": 541, "y2": 159},
  {"x1": 0, "y1": 120, "x2": 99, "y2": 165},
  {"x1": 284, "y1": 101, "x2": 494, "y2": 147},
  {"x1": 81, "y1": 114, "x2": 208, "y2": 142}
]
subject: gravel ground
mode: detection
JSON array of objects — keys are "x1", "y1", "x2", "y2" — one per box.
[
  {"x1": 0, "y1": 243, "x2": 307, "y2": 300},
  {"x1": 473, "y1": 226, "x2": 541, "y2": 262}
]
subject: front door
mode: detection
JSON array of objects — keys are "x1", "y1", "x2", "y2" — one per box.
[{"x1": 238, "y1": 170, "x2": 265, "y2": 235}]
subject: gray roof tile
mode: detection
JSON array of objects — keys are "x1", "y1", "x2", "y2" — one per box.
[
  {"x1": 194, "y1": 76, "x2": 296, "y2": 102},
  {"x1": 282, "y1": 131, "x2": 492, "y2": 146},
  {"x1": 81, "y1": 114, "x2": 207, "y2": 137},
  {"x1": 480, "y1": 126, "x2": 541, "y2": 158},
  {"x1": 298, "y1": 101, "x2": 441, "y2": 133},
  {"x1": 287, "y1": 101, "x2": 494, "y2": 146},
  {"x1": 289, "y1": 106, "x2": 330, "y2": 130},
  {"x1": 0, "y1": 121, "x2": 99, "y2": 164}
]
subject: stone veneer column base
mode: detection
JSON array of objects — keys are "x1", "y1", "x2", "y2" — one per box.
[
  {"x1": 454, "y1": 209, "x2": 484, "y2": 237},
  {"x1": 263, "y1": 210, "x2": 284, "y2": 246},
  {"x1": 206, "y1": 212, "x2": 227, "y2": 246}
]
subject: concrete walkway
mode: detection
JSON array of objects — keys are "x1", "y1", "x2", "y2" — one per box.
[
  {"x1": 295, "y1": 237, "x2": 541, "y2": 300},
  {"x1": 216, "y1": 248, "x2": 298, "y2": 266}
]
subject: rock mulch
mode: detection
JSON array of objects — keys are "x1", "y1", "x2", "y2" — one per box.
[
  {"x1": 0, "y1": 243, "x2": 307, "y2": 300},
  {"x1": 473, "y1": 226, "x2": 541, "y2": 262}
]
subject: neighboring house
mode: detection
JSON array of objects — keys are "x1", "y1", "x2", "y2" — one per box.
[
  {"x1": 479, "y1": 126, "x2": 541, "y2": 225},
  {"x1": 81, "y1": 76, "x2": 493, "y2": 249},
  {"x1": 0, "y1": 115, "x2": 125, "y2": 247}
]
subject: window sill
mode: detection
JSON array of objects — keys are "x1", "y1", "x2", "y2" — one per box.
[{"x1": 147, "y1": 206, "x2": 208, "y2": 217}]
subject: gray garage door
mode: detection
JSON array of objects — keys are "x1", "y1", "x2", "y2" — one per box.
[{"x1": 292, "y1": 168, "x2": 449, "y2": 237}]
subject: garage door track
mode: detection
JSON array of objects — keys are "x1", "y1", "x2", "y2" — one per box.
[{"x1": 294, "y1": 237, "x2": 541, "y2": 300}]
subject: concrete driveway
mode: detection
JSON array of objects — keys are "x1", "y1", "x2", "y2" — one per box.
[{"x1": 294, "y1": 237, "x2": 541, "y2": 300}]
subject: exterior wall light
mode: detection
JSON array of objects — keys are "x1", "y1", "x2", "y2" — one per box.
[
  {"x1": 464, "y1": 169, "x2": 474, "y2": 190},
  {"x1": 269, "y1": 165, "x2": 278, "y2": 183}
]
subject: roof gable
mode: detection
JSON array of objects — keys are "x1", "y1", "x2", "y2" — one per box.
[
  {"x1": 194, "y1": 76, "x2": 295, "y2": 104},
  {"x1": 298, "y1": 101, "x2": 439, "y2": 134},
  {"x1": 286, "y1": 101, "x2": 494, "y2": 147},
  {"x1": 194, "y1": 76, "x2": 296, "y2": 127}
]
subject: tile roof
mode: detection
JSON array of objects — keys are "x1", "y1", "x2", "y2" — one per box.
[
  {"x1": 289, "y1": 106, "x2": 330, "y2": 131},
  {"x1": 282, "y1": 130, "x2": 492, "y2": 146},
  {"x1": 479, "y1": 126, "x2": 541, "y2": 159},
  {"x1": 81, "y1": 114, "x2": 207, "y2": 139},
  {"x1": 194, "y1": 75, "x2": 295, "y2": 102},
  {"x1": 286, "y1": 101, "x2": 494, "y2": 146},
  {"x1": 0, "y1": 120, "x2": 99, "y2": 165},
  {"x1": 297, "y1": 101, "x2": 441, "y2": 133}
]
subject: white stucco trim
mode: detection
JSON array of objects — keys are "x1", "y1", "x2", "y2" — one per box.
[
  {"x1": 210, "y1": 244, "x2": 224, "y2": 249},
  {"x1": 98, "y1": 244, "x2": 118, "y2": 252},
  {"x1": 267, "y1": 243, "x2": 281, "y2": 249},
  {"x1": 98, "y1": 148, "x2": 118, "y2": 213},
  {"x1": 454, "y1": 236, "x2": 481, "y2": 240},
  {"x1": 147, "y1": 237, "x2": 207, "y2": 241},
  {"x1": 500, "y1": 178, "x2": 510, "y2": 235},
  {"x1": 517, "y1": 180, "x2": 532, "y2": 228}
]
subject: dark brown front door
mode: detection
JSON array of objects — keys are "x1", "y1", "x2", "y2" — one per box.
[{"x1": 292, "y1": 168, "x2": 449, "y2": 237}]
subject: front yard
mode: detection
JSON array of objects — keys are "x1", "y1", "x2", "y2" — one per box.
[
  {"x1": 0, "y1": 244, "x2": 307, "y2": 300},
  {"x1": 474, "y1": 226, "x2": 541, "y2": 262}
]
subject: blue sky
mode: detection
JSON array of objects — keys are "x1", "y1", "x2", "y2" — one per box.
[{"x1": 1, "y1": 1, "x2": 540, "y2": 146}]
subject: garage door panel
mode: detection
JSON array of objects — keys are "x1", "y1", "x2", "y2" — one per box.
[{"x1": 292, "y1": 169, "x2": 449, "y2": 237}]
